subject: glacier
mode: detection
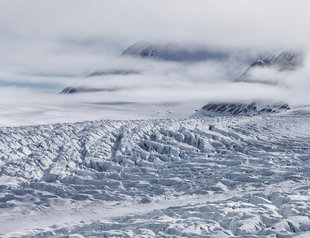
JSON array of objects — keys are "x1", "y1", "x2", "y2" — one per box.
[{"x1": 1, "y1": 107, "x2": 310, "y2": 237}]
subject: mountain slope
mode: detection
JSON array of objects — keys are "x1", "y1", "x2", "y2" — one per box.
[
  {"x1": 194, "y1": 102, "x2": 290, "y2": 117},
  {"x1": 122, "y1": 42, "x2": 229, "y2": 62},
  {"x1": 236, "y1": 51, "x2": 302, "y2": 84}
]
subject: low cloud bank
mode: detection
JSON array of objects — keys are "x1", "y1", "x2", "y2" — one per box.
[{"x1": 0, "y1": 1, "x2": 309, "y2": 125}]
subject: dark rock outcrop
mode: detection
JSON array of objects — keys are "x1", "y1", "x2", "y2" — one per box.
[
  {"x1": 197, "y1": 102, "x2": 290, "y2": 116},
  {"x1": 88, "y1": 69, "x2": 139, "y2": 77},
  {"x1": 60, "y1": 87, "x2": 117, "y2": 94}
]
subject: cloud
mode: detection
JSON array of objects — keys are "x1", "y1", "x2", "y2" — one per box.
[
  {"x1": 1, "y1": 0, "x2": 309, "y2": 76},
  {"x1": 2, "y1": 0, "x2": 310, "y2": 45},
  {"x1": 0, "y1": 0, "x2": 309, "y2": 125}
]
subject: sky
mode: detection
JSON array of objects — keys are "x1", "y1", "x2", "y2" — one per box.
[
  {"x1": 0, "y1": 0, "x2": 309, "y2": 125},
  {"x1": 1, "y1": 0, "x2": 309, "y2": 76}
]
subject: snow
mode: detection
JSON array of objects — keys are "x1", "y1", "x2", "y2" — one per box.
[
  {"x1": 0, "y1": 108, "x2": 310, "y2": 237},
  {"x1": 235, "y1": 50, "x2": 303, "y2": 84}
]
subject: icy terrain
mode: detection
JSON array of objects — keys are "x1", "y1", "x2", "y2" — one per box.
[{"x1": 1, "y1": 108, "x2": 310, "y2": 237}]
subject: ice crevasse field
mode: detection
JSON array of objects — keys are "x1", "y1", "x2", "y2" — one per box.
[{"x1": 1, "y1": 107, "x2": 310, "y2": 237}]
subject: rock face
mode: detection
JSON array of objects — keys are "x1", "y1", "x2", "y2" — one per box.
[
  {"x1": 122, "y1": 42, "x2": 228, "y2": 62},
  {"x1": 197, "y1": 102, "x2": 290, "y2": 116},
  {"x1": 236, "y1": 51, "x2": 302, "y2": 83},
  {"x1": 60, "y1": 87, "x2": 116, "y2": 94},
  {"x1": 197, "y1": 51, "x2": 299, "y2": 117},
  {"x1": 88, "y1": 69, "x2": 139, "y2": 77}
]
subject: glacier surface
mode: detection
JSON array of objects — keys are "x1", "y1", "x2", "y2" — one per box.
[{"x1": 0, "y1": 108, "x2": 310, "y2": 237}]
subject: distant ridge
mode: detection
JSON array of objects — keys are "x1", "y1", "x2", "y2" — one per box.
[
  {"x1": 236, "y1": 51, "x2": 302, "y2": 84},
  {"x1": 195, "y1": 102, "x2": 290, "y2": 117},
  {"x1": 122, "y1": 42, "x2": 228, "y2": 62}
]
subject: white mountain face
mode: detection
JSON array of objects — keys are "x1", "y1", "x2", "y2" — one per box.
[
  {"x1": 250, "y1": 51, "x2": 302, "y2": 71},
  {"x1": 236, "y1": 51, "x2": 303, "y2": 84},
  {"x1": 1, "y1": 108, "x2": 310, "y2": 237}
]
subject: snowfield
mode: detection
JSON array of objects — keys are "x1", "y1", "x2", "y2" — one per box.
[{"x1": 1, "y1": 108, "x2": 310, "y2": 237}]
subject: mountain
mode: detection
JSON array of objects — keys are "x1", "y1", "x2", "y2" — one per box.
[
  {"x1": 194, "y1": 102, "x2": 290, "y2": 117},
  {"x1": 60, "y1": 69, "x2": 138, "y2": 94},
  {"x1": 88, "y1": 69, "x2": 139, "y2": 77},
  {"x1": 60, "y1": 43, "x2": 237, "y2": 94},
  {"x1": 122, "y1": 42, "x2": 229, "y2": 62},
  {"x1": 60, "y1": 44, "x2": 302, "y2": 112},
  {"x1": 236, "y1": 51, "x2": 302, "y2": 83},
  {"x1": 60, "y1": 86, "x2": 116, "y2": 94},
  {"x1": 195, "y1": 51, "x2": 300, "y2": 117}
]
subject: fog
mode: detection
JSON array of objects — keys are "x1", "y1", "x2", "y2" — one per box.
[{"x1": 0, "y1": 0, "x2": 309, "y2": 125}]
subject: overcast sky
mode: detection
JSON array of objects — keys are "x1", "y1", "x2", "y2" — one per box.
[
  {"x1": 1, "y1": 0, "x2": 309, "y2": 77},
  {"x1": 1, "y1": 0, "x2": 309, "y2": 46}
]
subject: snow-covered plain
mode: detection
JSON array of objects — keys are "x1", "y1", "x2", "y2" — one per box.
[{"x1": 1, "y1": 107, "x2": 310, "y2": 237}]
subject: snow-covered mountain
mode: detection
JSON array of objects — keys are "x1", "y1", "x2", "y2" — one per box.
[
  {"x1": 59, "y1": 44, "x2": 301, "y2": 123},
  {"x1": 61, "y1": 43, "x2": 302, "y2": 98},
  {"x1": 60, "y1": 43, "x2": 233, "y2": 94},
  {"x1": 60, "y1": 69, "x2": 139, "y2": 94},
  {"x1": 122, "y1": 42, "x2": 229, "y2": 62},
  {"x1": 194, "y1": 51, "x2": 301, "y2": 117},
  {"x1": 60, "y1": 86, "x2": 115, "y2": 94},
  {"x1": 194, "y1": 102, "x2": 290, "y2": 117},
  {"x1": 88, "y1": 69, "x2": 139, "y2": 77},
  {"x1": 236, "y1": 51, "x2": 302, "y2": 84},
  {"x1": 1, "y1": 108, "x2": 310, "y2": 237}
]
